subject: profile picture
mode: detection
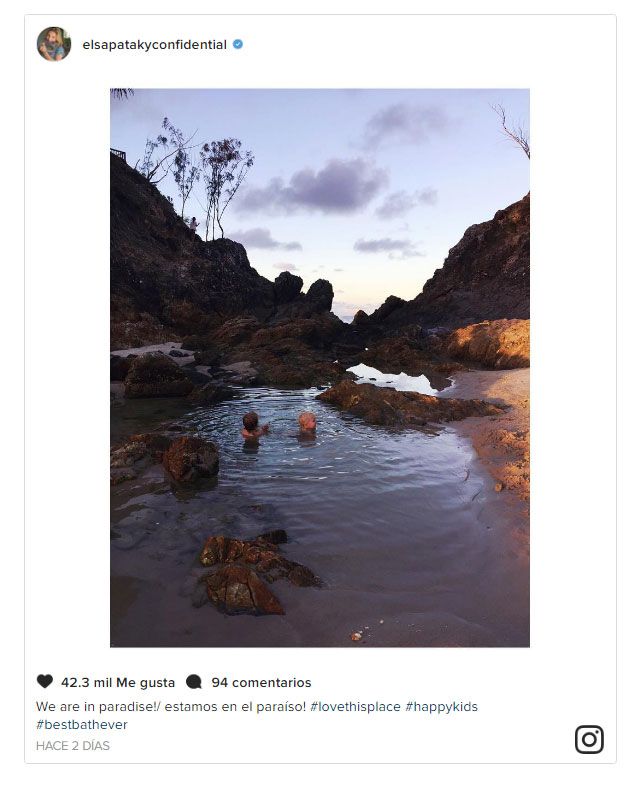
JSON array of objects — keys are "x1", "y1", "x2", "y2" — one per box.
[{"x1": 37, "y1": 27, "x2": 71, "y2": 62}]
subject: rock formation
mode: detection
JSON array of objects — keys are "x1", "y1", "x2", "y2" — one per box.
[
  {"x1": 273, "y1": 271, "x2": 303, "y2": 303},
  {"x1": 110, "y1": 431, "x2": 219, "y2": 486},
  {"x1": 162, "y1": 436, "x2": 219, "y2": 484},
  {"x1": 438, "y1": 319, "x2": 530, "y2": 369},
  {"x1": 111, "y1": 153, "x2": 340, "y2": 352},
  {"x1": 316, "y1": 380, "x2": 503, "y2": 427},
  {"x1": 364, "y1": 194, "x2": 530, "y2": 333},
  {"x1": 111, "y1": 153, "x2": 530, "y2": 381},
  {"x1": 123, "y1": 352, "x2": 194, "y2": 398},
  {"x1": 198, "y1": 532, "x2": 320, "y2": 616}
]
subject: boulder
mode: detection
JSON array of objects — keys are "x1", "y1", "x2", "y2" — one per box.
[
  {"x1": 110, "y1": 432, "x2": 176, "y2": 485},
  {"x1": 162, "y1": 436, "x2": 219, "y2": 484},
  {"x1": 198, "y1": 532, "x2": 320, "y2": 615},
  {"x1": 199, "y1": 535, "x2": 318, "y2": 586},
  {"x1": 204, "y1": 564, "x2": 285, "y2": 616},
  {"x1": 305, "y1": 279, "x2": 334, "y2": 312},
  {"x1": 123, "y1": 352, "x2": 194, "y2": 398},
  {"x1": 316, "y1": 380, "x2": 503, "y2": 427},
  {"x1": 110, "y1": 442, "x2": 146, "y2": 486},
  {"x1": 274, "y1": 271, "x2": 304, "y2": 303},
  {"x1": 200, "y1": 536, "x2": 259, "y2": 566},
  {"x1": 440, "y1": 319, "x2": 530, "y2": 369}
]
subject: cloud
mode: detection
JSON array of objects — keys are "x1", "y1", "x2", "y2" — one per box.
[
  {"x1": 230, "y1": 227, "x2": 302, "y2": 251},
  {"x1": 236, "y1": 158, "x2": 388, "y2": 215},
  {"x1": 334, "y1": 268, "x2": 344, "y2": 272},
  {"x1": 375, "y1": 188, "x2": 438, "y2": 219},
  {"x1": 353, "y1": 237, "x2": 424, "y2": 260},
  {"x1": 272, "y1": 262, "x2": 298, "y2": 271},
  {"x1": 363, "y1": 104, "x2": 450, "y2": 149}
]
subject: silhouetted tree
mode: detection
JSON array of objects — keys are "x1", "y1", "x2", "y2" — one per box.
[
  {"x1": 135, "y1": 118, "x2": 198, "y2": 194},
  {"x1": 200, "y1": 139, "x2": 254, "y2": 240},
  {"x1": 491, "y1": 103, "x2": 530, "y2": 159},
  {"x1": 137, "y1": 133, "x2": 169, "y2": 184},
  {"x1": 163, "y1": 119, "x2": 200, "y2": 218}
]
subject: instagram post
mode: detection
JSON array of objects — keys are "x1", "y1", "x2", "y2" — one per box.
[
  {"x1": 109, "y1": 88, "x2": 529, "y2": 649},
  {"x1": 19, "y1": 6, "x2": 628, "y2": 788}
]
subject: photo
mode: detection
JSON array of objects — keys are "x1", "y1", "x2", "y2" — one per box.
[
  {"x1": 110, "y1": 88, "x2": 530, "y2": 648},
  {"x1": 37, "y1": 27, "x2": 71, "y2": 61}
]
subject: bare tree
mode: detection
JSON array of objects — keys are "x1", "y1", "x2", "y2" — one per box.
[
  {"x1": 135, "y1": 117, "x2": 199, "y2": 188},
  {"x1": 491, "y1": 103, "x2": 530, "y2": 159},
  {"x1": 200, "y1": 139, "x2": 254, "y2": 241},
  {"x1": 137, "y1": 134, "x2": 169, "y2": 184}
]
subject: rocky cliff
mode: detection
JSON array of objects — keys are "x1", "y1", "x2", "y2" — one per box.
[
  {"x1": 110, "y1": 154, "x2": 335, "y2": 348},
  {"x1": 362, "y1": 194, "x2": 530, "y2": 332}
]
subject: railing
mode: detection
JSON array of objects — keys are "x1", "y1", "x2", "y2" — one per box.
[{"x1": 110, "y1": 148, "x2": 127, "y2": 161}]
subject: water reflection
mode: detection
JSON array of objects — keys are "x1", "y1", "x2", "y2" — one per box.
[{"x1": 346, "y1": 363, "x2": 451, "y2": 393}]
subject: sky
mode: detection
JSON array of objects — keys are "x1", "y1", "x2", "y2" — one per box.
[{"x1": 111, "y1": 89, "x2": 529, "y2": 322}]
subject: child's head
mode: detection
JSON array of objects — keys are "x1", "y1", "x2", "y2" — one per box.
[
  {"x1": 243, "y1": 411, "x2": 259, "y2": 432},
  {"x1": 298, "y1": 411, "x2": 317, "y2": 432}
]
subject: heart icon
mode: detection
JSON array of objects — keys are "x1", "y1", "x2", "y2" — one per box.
[{"x1": 37, "y1": 674, "x2": 53, "y2": 689}]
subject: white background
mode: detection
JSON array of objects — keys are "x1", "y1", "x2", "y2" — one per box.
[{"x1": 6, "y1": 1, "x2": 629, "y2": 791}]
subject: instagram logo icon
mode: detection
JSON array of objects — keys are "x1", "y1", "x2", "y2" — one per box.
[{"x1": 575, "y1": 726, "x2": 604, "y2": 754}]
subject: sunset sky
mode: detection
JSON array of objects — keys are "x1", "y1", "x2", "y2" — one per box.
[{"x1": 111, "y1": 88, "x2": 529, "y2": 321}]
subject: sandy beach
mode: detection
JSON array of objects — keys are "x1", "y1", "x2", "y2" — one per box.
[
  {"x1": 448, "y1": 368, "x2": 529, "y2": 497},
  {"x1": 447, "y1": 367, "x2": 529, "y2": 555}
]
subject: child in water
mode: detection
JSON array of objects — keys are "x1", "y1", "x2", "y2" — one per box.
[
  {"x1": 298, "y1": 411, "x2": 317, "y2": 436},
  {"x1": 241, "y1": 411, "x2": 270, "y2": 440}
]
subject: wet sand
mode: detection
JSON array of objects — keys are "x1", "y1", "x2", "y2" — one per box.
[{"x1": 446, "y1": 368, "x2": 529, "y2": 554}]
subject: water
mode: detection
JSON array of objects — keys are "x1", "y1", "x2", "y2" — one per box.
[
  {"x1": 347, "y1": 362, "x2": 452, "y2": 393},
  {"x1": 111, "y1": 386, "x2": 529, "y2": 647}
]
